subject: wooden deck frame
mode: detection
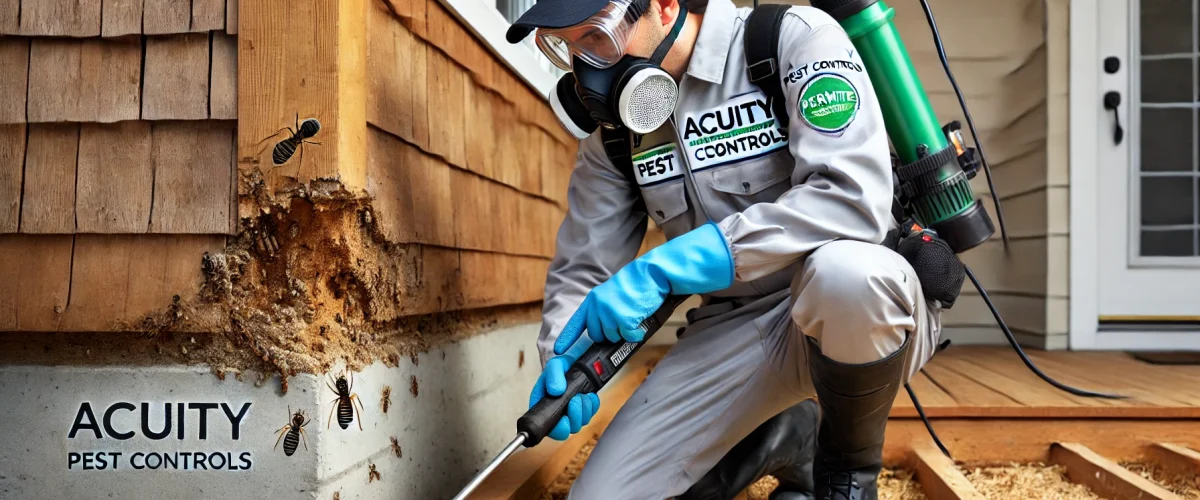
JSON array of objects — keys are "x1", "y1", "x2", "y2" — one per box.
[
  {"x1": 1050, "y1": 442, "x2": 1182, "y2": 500},
  {"x1": 1148, "y1": 442, "x2": 1200, "y2": 477},
  {"x1": 911, "y1": 442, "x2": 987, "y2": 500}
]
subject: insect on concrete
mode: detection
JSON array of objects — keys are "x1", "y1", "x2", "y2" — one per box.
[
  {"x1": 253, "y1": 113, "x2": 322, "y2": 170},
  {"x1": 380, "y1": 385, "x2": 392, "y2": 415},
  {"x1": 273, "y1": 406, "x2": 310, "y2": 456},
  {"x1": 327, "y1": 369, "x2": 365, "y2": 431}
]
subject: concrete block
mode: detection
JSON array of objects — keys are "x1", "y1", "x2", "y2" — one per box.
[{"x1": 0, "y1": 323, "x2": 543, "y2": 499}]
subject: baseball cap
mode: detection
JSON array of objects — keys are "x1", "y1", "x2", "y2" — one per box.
[{"x1": 505, "y1": 0, "x2": 617, "y2": 43}]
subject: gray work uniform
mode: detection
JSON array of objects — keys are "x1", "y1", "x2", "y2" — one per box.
[{"x1": 536, "y1": 0, "x2": 943, "y2": 497}]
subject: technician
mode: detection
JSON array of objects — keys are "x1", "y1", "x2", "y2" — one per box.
[{"x1": 505, "y1": 0, "x2": 943, "y2": 497}]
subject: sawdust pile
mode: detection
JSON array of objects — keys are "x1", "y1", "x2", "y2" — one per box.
[
  {"x1": 960, "y1": 462, "x2": 1102, "y2": 499},
  {"x1": 539, "y1": 437, "x2": 925, "y2": 499},
  {"x1": 1120, "y1": 462, "x2": 1200, "y2": 499},
  {"x1": 540, "y1": 436, "x2": 599, "y2": 499},
  {"x1": 53, "y1": 174, "x2": 540, "y2": 392},
  {"x1": 742, "y1": 469, "x2": 927, "y2": 500}
]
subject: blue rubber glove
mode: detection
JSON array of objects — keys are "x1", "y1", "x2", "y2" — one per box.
[
  {"x1": 554, "y1": 221, "x2": 735, "y2": 354},
  {"x1": 528, "y1": 334, "x2": 601, "y2": 441}
]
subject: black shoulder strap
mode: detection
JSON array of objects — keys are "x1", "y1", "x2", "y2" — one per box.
[
  {"x1": 744, "y1": 4, "x2": 792, "y2": 129},
  {"x1": 600, "y1": 126, "x2": 648, "y2": 214}
]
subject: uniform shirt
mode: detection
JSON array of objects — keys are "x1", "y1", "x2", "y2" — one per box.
[{"x1": 536, "y1": 0, "x2": 897, "y2": 365}]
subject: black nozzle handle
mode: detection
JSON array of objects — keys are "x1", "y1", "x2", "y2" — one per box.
[{"x1": 516, "y1": 294, "x2": 690, "y2": 447}]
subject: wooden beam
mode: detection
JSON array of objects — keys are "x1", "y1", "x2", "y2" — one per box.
[
  {"x1": 882, "y1": 419, "x2": 1200, "y2": 467},
  {"x1": 238, "y1": 0, "x2": 367, "y2": 197},
  {"x1": 1148, "y1": 443, "x2": 1200, "y2": 477},
  {"x1": 912, "y1": 442, "x2": 987, "y2": 500},
  {"x1": 1049, "y1": 442, "x2": 1181, "y2": 500}
]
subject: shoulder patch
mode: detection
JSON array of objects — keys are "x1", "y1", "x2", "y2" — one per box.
[{"x1": 797, "y1": 73, "x2": 860, "y2": 136}]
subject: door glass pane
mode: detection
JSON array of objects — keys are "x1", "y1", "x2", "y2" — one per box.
[
  {"x1": 1138, "y1": 0, "x2": 1200, "y2": 257},
  {"x1": 1142, "y1": 58, "x2": 1193, "y2": 102},
  {"x1": 1141, "y1": 176, "x2": 1195, "y2": 225},
  {"x1": 1141, "y1": 228, "x2": 1196, "y2": 256},
  {"x1": 1141, "y1": 108, "x2": 1193, "y2": 171},
  {"x1": 1141, "y1": 0, "x2": 1192, "y2": 54}
]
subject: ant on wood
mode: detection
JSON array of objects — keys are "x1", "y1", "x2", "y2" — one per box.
[{"x1": 253, "y1": 113, "x2": 322, "y2": 169}]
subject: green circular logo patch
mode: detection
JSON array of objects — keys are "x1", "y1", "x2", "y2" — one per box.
[{"x1": 798, "y1": 74, "x2": 860, "y2": 134}]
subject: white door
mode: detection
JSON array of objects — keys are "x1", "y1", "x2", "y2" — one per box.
[{"x1": 1078, "y1": 0, "x2": 1200, "y2": 349}]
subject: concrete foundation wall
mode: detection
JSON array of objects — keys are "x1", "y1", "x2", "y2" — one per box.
[{"x1": 0, "y1": 323, "x2": 541, "y2": 499}]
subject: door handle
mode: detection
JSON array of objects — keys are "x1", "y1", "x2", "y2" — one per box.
[{"x1": 1103, "y1": 91, "x2": 1124, "y2": 145}]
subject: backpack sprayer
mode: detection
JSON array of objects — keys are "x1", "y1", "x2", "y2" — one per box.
[{"x1": 451, "y1": 0, "x2": 1123, "y2": 497}]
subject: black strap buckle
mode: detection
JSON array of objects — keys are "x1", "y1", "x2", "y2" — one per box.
[
  {"x1": 746, "y1": 58, "x2": 777, "y2": 83},
  {"x1": 602, "y1": 136, "x2": 629, "y2": 160}
]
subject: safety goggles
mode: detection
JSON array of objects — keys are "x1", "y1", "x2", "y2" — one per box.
[{"x1": 534, "y1": 0, "x2": 644, "y2": 72}]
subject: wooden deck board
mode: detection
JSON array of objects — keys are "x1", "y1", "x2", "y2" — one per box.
[{"x1": 890, "y1": 347, "x2": 1200, "y2": 419}]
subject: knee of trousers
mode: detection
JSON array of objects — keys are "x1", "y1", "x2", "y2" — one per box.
[{"x1": 789, "y1": 239, "x2": 921, "y2": 364}]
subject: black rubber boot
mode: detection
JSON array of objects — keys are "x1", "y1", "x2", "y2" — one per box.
[
  {"x1": 804, "y1": 333, "x2": 913, "y2": 500},
  {"x1": 679, "y1": 399, "x2": 819, "y2": 500}
]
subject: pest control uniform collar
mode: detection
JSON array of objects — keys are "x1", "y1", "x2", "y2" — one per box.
[{"x1": 684, "y1": 0, "x2": 737, "y2": 85}]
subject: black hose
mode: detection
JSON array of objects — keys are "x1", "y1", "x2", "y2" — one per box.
[
  {"x1": 965, "y1": 266, "x2": 1127, "y2": 399},
  {"x1": 905, "y1": 382, "x2": 952, "y2": 458},
  {"x1": 917, "y1": 0, "x2": 1010, "y2": 254}
]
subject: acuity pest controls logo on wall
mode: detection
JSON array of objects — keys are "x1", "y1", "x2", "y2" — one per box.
[
  {"x1": 64, "y1": 401, "x2": 256, "y2": 472},
  {"x1": 797, "y1": 73, "x2": 860, "y2": 136}
]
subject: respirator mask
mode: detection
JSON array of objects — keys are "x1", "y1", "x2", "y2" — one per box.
[{"x1": 537, "y1": 0, "x2": 689, "y2": 138}]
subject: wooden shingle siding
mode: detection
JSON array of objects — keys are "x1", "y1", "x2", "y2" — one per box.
[
  {"x1": 0, "y1": 235, "x2": 74, "y2": 331},
  {"x1": 27, "y1": 38, "x2": 141, "y2": 123},
  {"x1": 143, "y1": 0, "x2": 193, "y2": 34},
  {"x1": 61, "y1": 234, "x2": 225, "y2": 331},
  {"x1": 142, "y1": 34, "x2": 211, "y2": 120},
  {"x1": 19, "y1": 0, "x2": 102, "y2": 37},
  {"x1": 0, "y1": 0, "x2": 16, "y2": 33},
  {"x1": 1, "y1": 119, "x2": 235, "y2": 236},
  {"x1": 0, "y1": 125, "x2": 24, "y2": 232},
  {"x1": 192, "y1": 0, "x2": 227, "y2": 32},
  {"x1": 77, "y1": 122, "x2": 154, "y2": 233},
  {"x1": 226, "y1": 0, "x2": 238, "y2": 34},
  {"x1": 0, "y1": 38, "x2": 28, "y2": 124},
  {"x1": 367, "y1": 130, "x2": 456, "y2": 247},
  {"x1": 149, "y1": 121, "x2": 235, "y2": 234},
  {"x1": 102, "y1": 0, "x2": 145, "y2": 37},
  {"x1": 210, "y1": 33, "x2": 238, "y2": 120},
  {"x1": 20, "y1": 123, "x2": 78, "y2": 234}
]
